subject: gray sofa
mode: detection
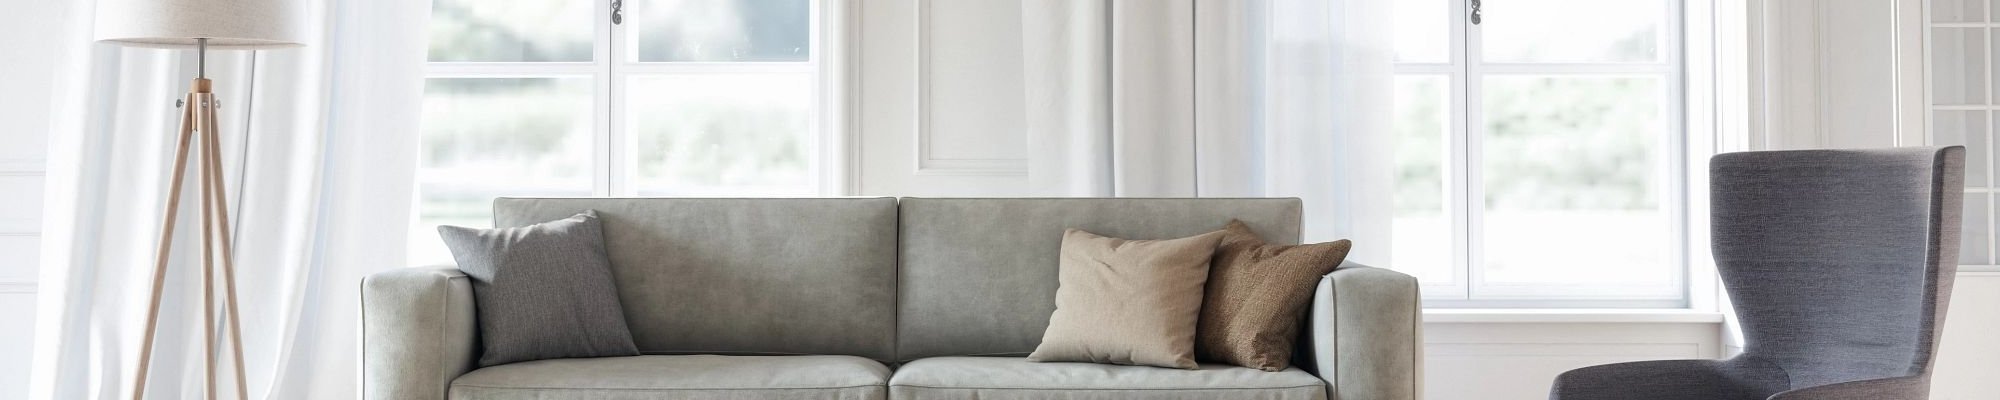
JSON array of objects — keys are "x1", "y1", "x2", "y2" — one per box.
[{"x1": 362, "y1": 198, "x2": 1422, "y2": 400}]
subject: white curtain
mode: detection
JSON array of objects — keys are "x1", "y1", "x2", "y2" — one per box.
[
  {"x1": 1020, "y1": 0, "x2": 1393, "y2": 262},
  {"x1": 31, "y1": 0, "x2": 429, "y2": 398}
]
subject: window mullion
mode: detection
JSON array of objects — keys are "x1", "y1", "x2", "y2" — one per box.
[
  {"x1": 1456, "y1": 0, "x2": 1481, "y2": 302},
  {"x1": 598, "y1": 0, "x2": 622, "y2": 197}
]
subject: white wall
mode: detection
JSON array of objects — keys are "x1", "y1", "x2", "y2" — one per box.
[
  {"x1": 1421, "y1": 317, "x2": 1723, "y2": 399},
  {"x1": 0, "y1": 1, "x2": 65, "y2": 399},
  {"x1": 853, "y1": 0, "x2": 1033, "y2": 195}
]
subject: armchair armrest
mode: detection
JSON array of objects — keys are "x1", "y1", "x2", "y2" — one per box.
[
  {"x1": 1767, "y1": 375, "x2": 1929, "y2": 400},
  {"x1": 1549, "y1": 358, "x2": 1789, "y2": 400},
  {"x1": 1301, "y1": 261, "x2": 1422, "y2": 400},
  {"x1": 362, "y1": 266, "x2": 479, "y2": 400}
]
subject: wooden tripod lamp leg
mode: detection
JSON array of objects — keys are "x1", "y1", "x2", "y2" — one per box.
[
  {"x1": 131, "y1": 91, "x2": 201, "y2": 400},
  {"x1": 196, "y1": 92, "x2": 218, "y2": 400},
  {"x1": 199, "y1": 93, "x2": 252, "y2": 400},
  {"x1": 129, "y1": 76, "x2": 251, "y2": 400}
]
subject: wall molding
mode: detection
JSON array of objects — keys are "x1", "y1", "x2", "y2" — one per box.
[
  {"x1": 1748, "y1": 0, "x2": 1924, "y2": 150},
  {"x1": 0, "y1": 281, "x2": 34, "y2": 294},
  {"x1": 0, "y1": 160, "x2": 43, "y2": 234},
  {"x1": 910, "y1": 0, "x2": 1029, "y2": 176},
  {"x1": 1423, "y1": 322, "x2": 1721, "y2": 398},
  {"x1": 1748, "y1": 0, "x2": 1822, "y2": 150},
  {"x1": 0, "y1": 158, "x2": 43, "y2": 174},
  {"x1": 1426, "y1": 342, "x2": 1703, "y2": 358},
  {"x1": 0, "y1": 219, "x2": 35, "y2": 236}
]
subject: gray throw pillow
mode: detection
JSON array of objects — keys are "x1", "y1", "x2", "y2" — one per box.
[{"x1": 438, "y1": 210, "x2": 639, "y2": 367}]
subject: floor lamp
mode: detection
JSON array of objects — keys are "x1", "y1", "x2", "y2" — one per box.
[{"x1": 95, "y1": 1, "x2": 303, "y2": 399}]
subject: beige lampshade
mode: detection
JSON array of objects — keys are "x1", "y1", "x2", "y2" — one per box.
[{"x1": 95, "y1": 0, "x2": 306, "y2": 49}]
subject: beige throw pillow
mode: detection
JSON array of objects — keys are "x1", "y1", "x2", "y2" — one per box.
[
  {"x1": 1027, "y1": 228, "x2": 1226, "y2": 369},
  {"x1": 1196, "y1": 220, "x2": 1352, "y2": 371}
]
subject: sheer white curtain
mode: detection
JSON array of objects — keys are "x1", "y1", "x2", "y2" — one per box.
[
  {"x1": 31, "y1": 0, "x2": 429, "y2": 398},
  {"x1": 1020, "y1": 0, "x2": 1392, "y2": 262}
]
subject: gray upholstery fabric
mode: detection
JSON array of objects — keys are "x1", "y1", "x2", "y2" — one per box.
[
  {"x1": 1550, "y1": 359, "x2": 1791, "y2": 400},
  {"x1": 449, "y1": 355, "x2": 890, "y2": 400},
  {"x1": 439, "y1": 211, "x2": 640, "y2": 367},
  {"x1": 1298, "y1": 262, "x2": 1423, "y2": 400},
  {"x1": 363, "y1": 197, "x2": 1427, "y2": 400},
  {"x1": 493, "y1": 197, "x2": 900, "y2": 361},
  {"x1": 889, "y1": 356, "x2": 1326, "y2": 400},
  {"x1": 1550, "y1": 146, "x2": 1966, "y2": 400},
  {"x1": 896, "y1": 198, "x2": 1302, "y2": 361},
  {"x1": 361, "y1": 266, "x2": 479, "y2": 400}
]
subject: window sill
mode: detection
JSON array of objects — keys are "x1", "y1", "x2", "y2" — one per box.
[{"x1": 1422, "y1": 308, "x2": 1726, "y2": 324}]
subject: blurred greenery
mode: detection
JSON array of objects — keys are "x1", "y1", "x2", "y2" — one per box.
[
  {"x1": 1392, "y1": 76, "x2": 1664, "y2": 213},
  {"x1": 417, "y1": 77, "x2": 594, "y2": 225},
  {"x1": 635, "y1": 0, "x2": 811, "y2": 62},
  {"x1": 1479, "y1": 0, "x2": 1663, "y2": 63},
  {"x1": 420, "y1": 78, "x2": 587, "y2": 172},
  {"x1": 428, "y1": 0, "x2": 593, "y2": 62},
  {"x1": 1392, "y1": 76, "x2": 1447, "y2": 216},
  {"x1": 419, "y1": 78, "x2": 591, "y2": 177},
  {"x1": 630, "y1": 75, "x2": 812, "y2": 193},
  {"x1": 1481, "y1": 76, "x2": 1662, "y2": 210}
]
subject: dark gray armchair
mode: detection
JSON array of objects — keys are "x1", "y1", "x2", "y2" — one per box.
[{"x1": 1549, "y1": 146, "x2": 1965, "y2": 400}]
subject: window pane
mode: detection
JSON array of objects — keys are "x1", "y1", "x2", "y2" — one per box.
[
  {"x1": 428, "y1": 0, "x2": 594, "y2": 62},
  {"x1": 411, "y1": 78, "x2": 595, "y2": 264},
  {"x1": 1392, "y1": 75, "x2": 1453, "y2": 283},
  {"x1": 1480, "y1": 0, "x2": 1663, "y2": 63},
  {"x1": 1393, "y1": 0, "x2": 1449, "y2": 63},
  {"x1": 629, "y1": 74, "x2": 814, "y2": 195},
  {"x1": 1935, "y1": 110, "x2": 1989, "y2": 187},
  {"x1": 1933, "y1": 28, "x2": 1987, "y2": 105},
  {"x1": 1966, "y1": 194, "x2": 1992, "y2": 265},
  {"x1": 1935, "y1": 0, "x2": 1986, "y2": 23},
  {"x1": 1480, "y1": 76, "x2": 1670, "y2": 285},
  {"x1": 631, "y1": 0, "x2": 812, "y2": 62}
]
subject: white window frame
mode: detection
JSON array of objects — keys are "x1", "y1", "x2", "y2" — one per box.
[
  {"x1": 1401, "y1": 0, "x2": 1711, "y2": 308},
  {"x1": 1927, "y1": 0, "x2": 2000, "y2": 272},
  {"x1": 420, "y1": 0, "x2": 849, "y2": 199}
]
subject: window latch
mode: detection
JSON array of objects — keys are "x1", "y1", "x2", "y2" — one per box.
[
  {"x1": 611, "y1": 0, "x2": 624, "y2": 25},
  {"x1": 1469, "y1": 0, "x2": 1482, "y2": 25}
]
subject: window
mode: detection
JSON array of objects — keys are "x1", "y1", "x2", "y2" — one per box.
[
  {"x1": 1930, "y1": 0, "x2": 1999, "y2": 269},
  {"x1": 1390, "y1": 0, "x2": 1687, "y2": 307},
  {"x1": 413, "y1": 0, "x2": 830, "y2": 264}
]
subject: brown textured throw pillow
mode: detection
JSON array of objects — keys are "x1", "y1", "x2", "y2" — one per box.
[
  {"x1": 1028, "y1": 228, "x2": 1227, "y2": 369},
  {"x1": 1197, "y1": 220, "x2": 1352, "y2": 371}
]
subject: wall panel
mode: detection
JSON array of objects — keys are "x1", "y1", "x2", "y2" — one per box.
[
  {"x1": 1932, "y1": 273, "x2": 2000, "y2": 400},
  {"x1": 856, "y1": 0, "x2": 1031, "y2": 195},
  {"x1": 1424, "y1": 322, "x2": 1721, "y2": 399}
]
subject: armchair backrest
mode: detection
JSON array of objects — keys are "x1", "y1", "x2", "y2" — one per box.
[{"x1": 1709, "y1": 146, "x2": 1963, "y2": 388}]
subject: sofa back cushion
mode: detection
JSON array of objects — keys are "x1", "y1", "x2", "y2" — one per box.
[
  {"x1": 494, "y1": 198, "x2": 900, "y2": 362},
  {"x1": 896, "y1": 198, "x2": 1302, "y2": 362}
]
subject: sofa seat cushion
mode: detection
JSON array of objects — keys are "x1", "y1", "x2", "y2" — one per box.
[
  {"x1": 449, "y1": 355, "x2": 890, "y2": 400},
  {"x1": 888, "y1": 356, "x2": 1326, "y2": 400}
]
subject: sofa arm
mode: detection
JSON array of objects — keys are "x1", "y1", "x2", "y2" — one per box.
[
  {"x1": 362, "y1": 266, "x2": 479, "y2": 400},
  {"x1": 1301, "y1": 262, "x2": 1422, "y2": 400}
]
